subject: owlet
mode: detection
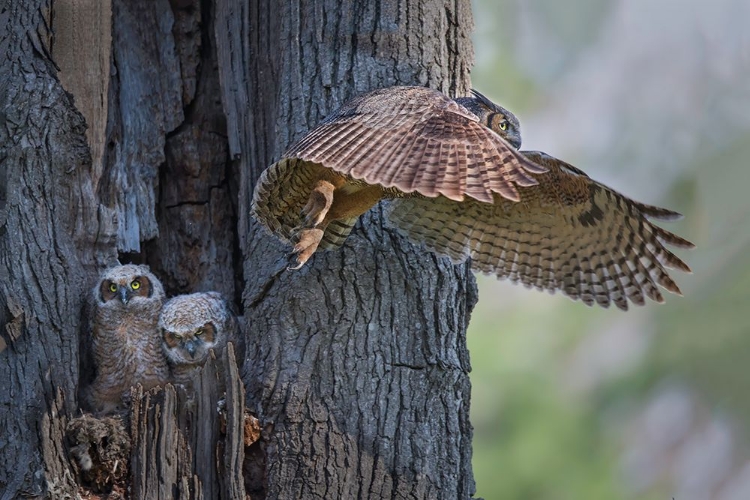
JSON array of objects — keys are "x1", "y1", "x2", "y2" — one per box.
[
  {"x1": 84, "y1": 264, "x2": 169, "y2": 414},
  {"x1": 159, "y1": 292, "x2": 243, "y2": 390}
]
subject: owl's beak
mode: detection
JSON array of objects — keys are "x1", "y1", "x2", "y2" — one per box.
[
  {"x1": 118, "y1": 287, "x2": 130, "y2": 304},
  {"x1": 185, "y1": 340, "x2": 197, "y2": 358},
  {"x1": 507, "y1": 132, "x2": 522, "y2": 150}
]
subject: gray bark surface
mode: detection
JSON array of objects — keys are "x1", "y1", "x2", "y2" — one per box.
[
  {"x1": 0, "y1": 1, "x2": 104, "y2": 497},
  {"x1": 0, "y1": 0, "x2": 480, "y2": 497}
]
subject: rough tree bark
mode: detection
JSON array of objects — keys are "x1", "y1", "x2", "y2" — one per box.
[
  {"x1": 216, "y1": 0, "x2": 479, "y2": 498},
  {"x1": 1, "y1": 0, "x2": 238, "y2": 497},
  {"x1": 0, "y1": 1, "x2": 107, "y2": 498},
  {"x1": 0, "y1": 0, "x2": 479, "y2": 498}
]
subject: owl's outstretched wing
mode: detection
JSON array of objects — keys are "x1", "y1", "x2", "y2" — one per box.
[
  {"x1": 284, "y1": 86, "x2": 546, "y2": 203},
  {"x1": 385, "y1": 151, "x2": 694, "y2": 310}
]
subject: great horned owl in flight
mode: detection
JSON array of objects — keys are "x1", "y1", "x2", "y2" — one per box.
[
  {"x1": 251, "y1": 86, "x2": 693, "y2": 310},
  {"x1": 159, "y1": 292, "x2": 244, "y2": 391},
  {"x1": 84, "y1": 264, "x2": 170, "y2": 414}
]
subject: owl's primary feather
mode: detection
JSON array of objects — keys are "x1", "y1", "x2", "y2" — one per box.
[
  {"x1": 159, "y1": 292, "x2": 243, "y2": 390},
  {"x1": 85, "y1": 264, "x2": 169, "y2": 414}
]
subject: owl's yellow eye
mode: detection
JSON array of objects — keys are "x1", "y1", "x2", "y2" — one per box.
[
  {"x1": 130, "y1": 280, "x2": 141, "y2": 290},
  {"x1": 499, "y1": 120, "x2": 508, "y2": 131},
  {"x1": 195, "y1": 328, "x2": 204, "y2": 336},
  {"x1": 108, "y1": 283, "x2": 117, "y2": 293}
]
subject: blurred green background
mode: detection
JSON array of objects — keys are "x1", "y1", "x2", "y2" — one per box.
[{"x1": 467, "y1": 1, "x2": 750, "y2": 499}]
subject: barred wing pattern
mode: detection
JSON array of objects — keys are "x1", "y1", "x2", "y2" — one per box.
[
  {"x1": 285, "y1": 86, "x2": 546, "y2": 203},
  {"x1": 251, "y1": 158, "x2": 358, "y2": 251},
  {"x1": 385, "y1": 151, "x2": 694, "y2": 310}
]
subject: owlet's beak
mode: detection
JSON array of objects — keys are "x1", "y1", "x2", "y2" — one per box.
[
  {"x1": 118, "y1": 287, "x2": 130, "y2": 304},
  {"x1": 185, "y1": 340, "x2": 197, "y2": 358}
]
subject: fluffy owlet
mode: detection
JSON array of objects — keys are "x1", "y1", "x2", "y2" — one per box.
[
  {"x1": 251, "y1": 86, "x2": 694, "y2": 310},
  {"x1": 85, "y1": 264, "x2": 169, "y2": 414},
  {"x1": 159, "y1": 292, "x2": 243, "y2": 389}
]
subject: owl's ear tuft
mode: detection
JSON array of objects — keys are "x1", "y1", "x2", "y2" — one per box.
[{"x1": 470, "y1": 89, "x2": 497, "y2": 111}]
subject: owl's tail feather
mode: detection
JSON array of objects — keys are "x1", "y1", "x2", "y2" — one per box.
[{"x1": 251, "y1": 158, "x2": 327, "y2": 243}]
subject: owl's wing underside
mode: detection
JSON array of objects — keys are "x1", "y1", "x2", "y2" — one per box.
[
  {"x1": 385, "y1": 151, "x2": 694, "y2": 310},
  {"x1": 284, "y1": 86, "x2": 546, "y2": 203},
  {"x1": 251, "y1": 158, "x2": 319, "y2": 243},
  {"x1": 251, "y1": 158, "x2": 358, "y2": 251}
]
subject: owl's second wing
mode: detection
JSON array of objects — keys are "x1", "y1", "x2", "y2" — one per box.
[
  {"x1": 284, "y1": 86, "x2": 545, "y2": 203},
  {"x1": 251, "y1": 158, "x2": 321, "y2": 244},
  {"x1": 385, "y1": 151, "x2": 694, "y2": 310},
  {"x1": 250, "y1": 158, "x2": 359, "y2": 251}
]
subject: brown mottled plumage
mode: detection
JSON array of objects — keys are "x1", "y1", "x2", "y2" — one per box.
[
  {"x1": 285, "y1": 86, "x2": 544, "y2": 203},
  {"x1": 253, "y1": 87, "x2": 542, "y2": 266},
  {"x1": 85, "y1": 265, "x2": 169, "y2": 414},
  {"x1": 386, "y1": 151, "x2": 693, "y2": 310},
  {"x1": 159, "y1": 292, "x2": 243, "y2": 391},
  {"x1": 251, "y1": 86, "x2": 694, "y2": 310}
]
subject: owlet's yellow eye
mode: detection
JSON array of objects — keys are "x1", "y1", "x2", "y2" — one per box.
[
  {"x1": 163, "y1": 328, "x2": 179, "y2": 339},
  {"x1": 108, "y1": 283, "x2": 117, "y2": 293},
  {"x1": 499, "y1": 120, "x2": 508, "y2": 131},
  {"x1": 195, "y1": 328, "x2": 204, "y2": 336},
  {"x1": 131, "y1": 280, "x2": 141, "y2": 290}
]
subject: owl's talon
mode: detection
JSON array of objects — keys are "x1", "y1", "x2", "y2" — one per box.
[
  {"x1": 301, "y1": 180, "x2": 335, "y2": 227},
  {"x1": 287, "y1": 261, "x2": 305, "y2": 271},
  {"x1": 289, "y1": 228, "x2": 325, "y2": 269}
]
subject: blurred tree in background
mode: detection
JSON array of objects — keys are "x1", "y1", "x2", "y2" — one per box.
[{"x1": 468, "y1": 1, "x2": 750, "y2": 499}]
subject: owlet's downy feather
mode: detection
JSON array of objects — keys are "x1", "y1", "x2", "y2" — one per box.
[
  {"x1": 159, "y1": 292, "x2": 244, "y2": 392},
  {"x1": 251, "y1": 86, "x2": 694, "y2": 310},
  {"x1": 85, "y1": 264, "x2": 170, "y2": 414}
]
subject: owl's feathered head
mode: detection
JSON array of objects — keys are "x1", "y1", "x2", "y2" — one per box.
[
  {"x1": 159, "y1": 292, "x2": 233, "y2": 366},
  {"x1": 94, "y1": 264, "x2": 165, "y2": 308},
  {"x1": 454, "y1": 89, "x2": 522, "y2": 149}
]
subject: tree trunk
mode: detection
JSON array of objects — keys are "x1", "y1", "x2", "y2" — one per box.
[
  {"x1": 0, "y1": 0, "x2": 478, "y2": 497},
  {"x1": 0, "y1": 1, "x2": 107, "y2": 497},
  {"x1": 216, "y1": 0, "x2": 479, "y2": 497}
]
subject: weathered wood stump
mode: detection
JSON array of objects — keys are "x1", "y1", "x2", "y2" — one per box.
[
  {"x1": 68, "y1": 344, "x2": 251, "y2": 499},
  {"x1": 129, "y1": 344, "x2": 247, "y2": 500}
]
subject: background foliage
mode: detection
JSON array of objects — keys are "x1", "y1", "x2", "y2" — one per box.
[{"x1": 468, "y1": 1, "x2": 750, "y2": 498}]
